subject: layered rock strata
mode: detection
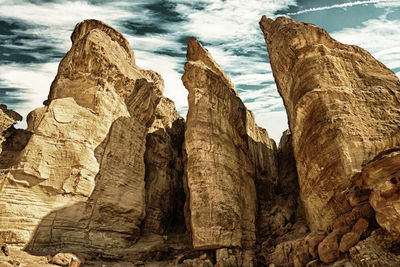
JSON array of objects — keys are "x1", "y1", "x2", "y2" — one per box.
[
  {"x1": 143, "y1": 97, "x2": 186, "y2": 235},
  {"x1": 260, "y1": 16, "x2": 400, "y2": 233},
  {"x1": 182, "y1": 37, "x2": 278, "y2": 264},
  {"x1": 0, "y1": 19, "x2": 185, "y2": 256}
]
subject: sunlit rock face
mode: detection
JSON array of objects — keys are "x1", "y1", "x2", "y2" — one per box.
[
  {"x1": 182, "y1": 37, "x2": 278, "y2": 264},
  {"x1": 0, "y1": 19, "x2": 185, "y2": 255},
  {"x1": 260, "y1": 16, "x2": 400, "y2": 232}
]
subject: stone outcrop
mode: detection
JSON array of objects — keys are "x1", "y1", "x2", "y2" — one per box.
[
  {"x1": 260, "y1": 16, "x2": 400, "y2": 235},
  {"x1": 349, "y1": 228, "x2": 400, "y2": 266},
  {"x1": 0, "y1": 19, "x2": 185, "y2": 258},
  {"x1": 143, "y1": 97, "x2": 186, "y2": 235},
  {"x1": 2, "y1": 13, "x2": 400, "y2": 267},
  {"x1": 356, "y1": 149, "x2": 400, "y2": 236},
  {"x1": 0, "y1": 105, "x2": 22, "y2": 153},
  {"x1": 182, "y1": 37, "x2": 278, "y2": 263},
  {"x1": 258, "y1": 130, "x2": 309, "y2": 265},
  {"x1": 0, "y1": 105, "x2": 26, "y2": 169}
]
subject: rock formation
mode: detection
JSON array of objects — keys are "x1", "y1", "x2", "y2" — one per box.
[
  {"x1": 1, "y1": 13, "x2": 400, "y2": 266},
  {"x1": 260, "y1": 15, "x2": 400, "y2": 265},
  {"x1": 260, "y1": 16, "x2": 400, "y2": 231},
  {"x1": 143, "y1": 97, "x2": 186, "y2": 235},
  {"x1": 0, "y1": 19, "x2": 186, "y2": 259},
  {"x1": 182, "y1": 37, "x2": 278, "y2": 265},
  {"x1": 0, "y1": 105, "x2": 22, "y2": 153},
  {"x1": 0, "y1": 106, "x2": 27, "y2": 168}
]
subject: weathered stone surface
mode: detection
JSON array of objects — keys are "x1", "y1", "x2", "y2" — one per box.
[
  {"x1": 260, "y1": 16, "x2": 400, "y2": 231},
  {"x1": 182, "y1": 37, "x2": 278, "y2": 252},
  {"x1": 257, "y1": 130, "x2": 310, "y2": 266},
  {"x1": 351, "y1": 218, "x2": 368, "y2": 236},
  {"x1": 0, "y1": 19, "x2": 181, "y2": 256},
  {"x1": 339, "y1": 232, "x2": 360, "y2": 253},
  {"x1": 356, "y1": 149, "x2": 400, "y2": 236},
  {"x1": 265, "y1": 231, "x2": 325, "y2": 267},
  {"x1": 143, "y1": 97, "x2": 186, "y2": 235},
  {"x1": 0, "y1": 105, "x2": 21, "y2": 132},
  {"x1": 318, "y1": 230, "x2": 340, "y2": 264},
  {"x1": 51, "y1": 252, "x2": 81, "y2": 266},
  {"x1": 0, "y1": 246, "x2": 55, "y2": 267},
  {"x1": 349, "y1": 229, "x2": 400, "y2": 266},
  {"x1": 0, "y1": 105, "x2": 22, "y2": 155}
]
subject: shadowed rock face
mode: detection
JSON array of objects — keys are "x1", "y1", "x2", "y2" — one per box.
[
  {"x1": 182, "y1": 37, "x2": 278, "y2": 262},
  {"x1": 0, "y1": 19, "x2": 185, "y2": 256},
  {"x1": 260, "y1": 16, "x2": 400, "y2": 231},
  {"x1": 143, "y1": 97, "x2": 186, "y2": 235}
]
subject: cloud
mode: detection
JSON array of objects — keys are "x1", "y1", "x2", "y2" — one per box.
[
  {"x1": 0, "y1": 0, "x2": 133, "y2": 52},
  {"x1": 174, "y1": 0, "x2": 296, "y2": 42},
  {"x1": 284, "y1": 0, "x2": 390, "y2": 16},
  {"x1": 0, "y1": 62, "x2": 58, "y2": 126},
  {"x1": 2, "y1": 0, "x2": 397, "y2": 143},
  {"x1": 253, "y1": 110, "x2": 288, "y2": 142},
  {"x1": 0, "y1": 0, "x2": 298, "y2": 139},
  {"x1": 167, "y1": 0, "x2": 295, "y2": 137},
  {"x1": 133, "y1": 50, "x2": 188, "y2": 112},
  {"x1": 375, "y1": 0, "x2": 400, "y2": 7},
  {"x1": 331, "y1": 13, "x2": 400, "y2": 76}
]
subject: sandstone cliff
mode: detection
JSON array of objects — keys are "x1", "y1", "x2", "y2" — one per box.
[
  {"x1": 260, "y1": 15, "x2": 400, "y2": 231},
  {"x1": 260, "y1": 16, "x2": 400, "y2": 265},
  {"x1": 182, "y1": 37, "x2": 278, "y2": 265},
  {"x1": 1, "y1": 14, "x2": 400, "y2": 267},
  {"x1": 0, "y1": 20, "x2": 186, "y2": 260}
]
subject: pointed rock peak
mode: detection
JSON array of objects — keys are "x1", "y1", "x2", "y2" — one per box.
[
  {"x1": 259, "y1": 15, "x2": 294, "y2": 33},
  {"x1": 186, "y1": 37, "x2": 238, "y2": 96},
  {"x1": 0, "y1": 104, "x2": 22, "y2": 123},
  {"x1": 259, "y1": 16, "x2": 333, "y2": 51},
  {"x1": 71, "y1": 19, "x2": 135, "y2": 64},
  {"x1": 259, "y1": 15, "x2": 274, "y2": 35}
]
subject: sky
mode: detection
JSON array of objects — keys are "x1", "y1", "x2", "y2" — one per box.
[{"x1": 0, "y1": 0, "x2": 399, "y2": 141}]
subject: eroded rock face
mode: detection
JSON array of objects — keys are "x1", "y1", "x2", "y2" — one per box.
[
  {"x1": 182, "y1": 37, "x2": 278, "y2": 258},
  {"x1": 260, "y1": 16, "x2": 400, "y2": 231},
  {"x1": 0, "y1": 19, "x2": 184, "y2": 255},
  {"x1": 259, "y1": 130, "x2": 311, "y2": 266},
  {"x1": 143, "y1": 97, "x2": 186, "y2": 235},
  {"x1": 356, "y1": 149, "x2": 400, "y2": 236},
  {"x1": 0, "y1": 105, "x2": 22, "y2": 155},
  {"x1": 349, "y1": 228, "x2": 400, "y2": 266}
]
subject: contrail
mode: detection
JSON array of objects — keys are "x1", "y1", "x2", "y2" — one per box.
[{"x1": 284, "y1": 0, "x2": 390, "y2": 16}]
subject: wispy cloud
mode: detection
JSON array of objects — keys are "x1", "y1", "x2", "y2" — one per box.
[
  {"x1": 0, "y1": 0, "x2": 132, "y2": 51},
  {"x1": 332, "y1": 13, "x2": 400, "y2": 77},
  {"x1": 375, "y1": 0, "x2": 400, "y2": 7},
  {"x1": 0, "y1": 62, "x2": 58, "y2": 128},
  {"x1": 169, "y1": 0, "x2": 296, "y2": 139},
  {"x1": 3, "y1": 0, "x2": 397, "y2": 142},
  {"x1": 284, "y1": 0, "x2": 390, "y2": 16},
  {"x1": 0, "y1": 0, "x2": 296, "y2": 141}
]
